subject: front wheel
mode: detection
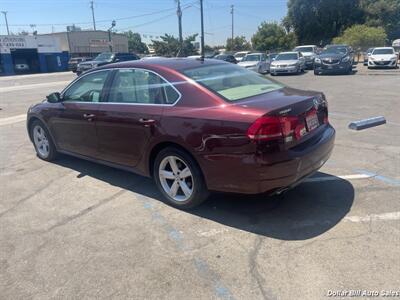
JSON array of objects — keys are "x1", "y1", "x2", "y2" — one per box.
[
  {"x1": 30, "y1": 120, "x2": 57, "y2": 161},
  {"x1": 153, "y1": 147, "x2": 209, "y2": 209}
]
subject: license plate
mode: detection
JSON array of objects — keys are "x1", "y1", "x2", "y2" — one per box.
[
  {"x1": 306, "y1": 113, "x2": 319, "y2": 131},
  {"x1": 327, "y1": 65, "x2": 332, "y2": 69}
]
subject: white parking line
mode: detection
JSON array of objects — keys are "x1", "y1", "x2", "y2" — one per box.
[
  {"x1": 344, "y1": 212, "x2": 400, "y2": 223},
  {"x1": 0, "y1": 114, "x2": 26, "y2": 126},
  {"x1": 0, "y1": 81, "x2": 70, "y2": 93},
  {"x1": 304, "y1": 174, "x2": 373, "y2": 183}
]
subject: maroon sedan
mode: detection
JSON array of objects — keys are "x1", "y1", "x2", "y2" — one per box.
[{"x1": 27, "y1": 58, "x2": 335, "y2": 209}]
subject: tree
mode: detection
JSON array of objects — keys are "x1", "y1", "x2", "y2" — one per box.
[
  {"x1": 360, "y1": 0, "x2": 400, "y2": 41},
  {"x1": 251, "y1": 22, "x2": 296, "y2": 52},
  {"x1": 226, "y1": 36, "x2": 251, "y2": 51},
  {"x1": 286, "y1": 0, "x2": 364, "y2": 45},
  {"x1": 124, "y1": 31, "x2": 148, "y2": 54},
  {"x1": 151, "y1": 34, "x2": 198, "y2": 57},
  {"x1": 333, "y1": 24, "x2": 387, "y2": 50}
]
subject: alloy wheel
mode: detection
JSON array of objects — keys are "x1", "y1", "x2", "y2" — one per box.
[
  {"x1": 33, "y1": 125, "x2": 50, "y2": 158},
  {"x1": 158, "y1": 156, "x2": 194, "y2": 202}
]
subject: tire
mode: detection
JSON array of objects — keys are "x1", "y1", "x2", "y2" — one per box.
[
  {"x1": 30, "y1": 120, "x2": 57, "y2": 161},
  {"x1": 153, "y1": 147, "x2": 209, "y2": 209}
]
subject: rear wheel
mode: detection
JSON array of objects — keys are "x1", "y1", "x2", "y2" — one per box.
[
  {"x1": 153, "y1": 147, "x2": 209, "y2": 209},
  {"x1": 30, "y1": 120, "x2": 57, "y2": 161}
]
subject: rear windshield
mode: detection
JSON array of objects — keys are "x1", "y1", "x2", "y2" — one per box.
[
  {"x1": 276, "y1": 53, "x2": 298, "y2": 60},
  {"x1": 94, "y1": 53, "x2": 114, "y2": 61},
  {"x1": 182, "y1": 64, "x2": 283, "y2": 102},
  {"x1": 321, "y1": 48, "x2": 347, "y2": 55},
  {"x1": 373, "y1": 48, "x2": 394, "y2": 55},
  {"x1": 242, "y1": 54, "x2": 261, "y2": 61}
]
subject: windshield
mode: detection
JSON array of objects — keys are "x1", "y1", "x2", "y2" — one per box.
[
  {"x1": 234, "y1": 53, "x2": 247, "y2": 58},
  {"x1": 94, "y1": 53, "x2": 114, "y2": 61},
  {"x1": 275, "y1": 53, "x2": 298, "y2": 60},
  {"x1": 373, "y1": 49, "x2": 394, "y2": 55},
  {"x1": 321, "y1": 48, "x2": 347, "y2": 55},
  {"x1": 242, "y1": 54, "x2": 261, "y2": 61},
  {"x1": 183, "y1": 64, "x2": 283, "y2": 101},
  {"x1": 294, "y1": 47, "x2": 313, "y2": 52}
]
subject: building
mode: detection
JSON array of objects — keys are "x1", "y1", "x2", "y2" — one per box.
[
  {"x1": 39, "y1": 30, "x2": 129, "y2": 58},
  {"x1": 0, "y1": 35, "x2": 68, "y2": 76}
]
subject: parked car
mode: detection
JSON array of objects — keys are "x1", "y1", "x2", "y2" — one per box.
[
  {"x1": 238, "y1": 53, "x2": 269, "y2": 73},
  {"x1": 214, "y1": 54, "x2": 237, "y2": 64},
  {"x1": 76, "y1": 52, "x2": 140, "y2": 75},
  {"x1": 314, "y1": 45, "x2": 353, "y2": 75},
  {"x1": 27, "y1": 58, "x2": 334, "y2": 209},
  {"x1": 234, "y1": 51, "x2": 251, "y2": 62},
  {"x1": 68, "y1": 57, "x2": 91, "y2": 73},
  {"x1": 270, "y1": 52, "x2": 305, "y2": 75},
  {"x1": 293, "y1": 45, "x2": 318, "y2": 69},
  {"x1": 14, "y1": 59, "x2": 30, "y2": 73},
  {"x1": 363, "y1": 48, "x2": 374, "y2": 66},
  {"x1": 368, "y1": 47, "x2": 398, "y2": 69}
]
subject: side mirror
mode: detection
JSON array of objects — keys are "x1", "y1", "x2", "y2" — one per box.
[{"x1": 46, "y1": 92, "x2": 61, "y2": 103}]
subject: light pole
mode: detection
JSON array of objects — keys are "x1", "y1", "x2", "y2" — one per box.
[
  {"x1": 90, "y1": 1, "x2": 96, "y2": 31},
  {"x1": 230, "y1": 5, "x2": 234, "y2": 43},
  {"x1": 1, "y1": 11, "x2": 10, "y2": 35},
  {"x1": 108, "y1": 20, "x2": 116, "y2": 52},
  {"x1": 200, "y1": 0, "x2": 204, "y2": 58},
  {"x1": 176, "y1": 0, "x2": 183, "y2": 54}
]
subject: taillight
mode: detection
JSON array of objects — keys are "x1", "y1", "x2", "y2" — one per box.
[{"x1": 247, "y1": 115, "x2": 304, "y2": 142}]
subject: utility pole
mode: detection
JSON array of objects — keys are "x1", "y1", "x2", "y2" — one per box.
[
  {"x1": 90, "y1": 1, "x2": 96, "y2": 31},
  {"x1": 1, "y1": 11, "x2": 10, "y2": 35},
  {"x1": 108, "y1": 20, "x2": 116, "y2": 52},
  {"x1": 200, "y1": 0, "x2": 205, "y2": 58},
  {"x1": 176, "y1": 0, "x2": 183, "y2": 54},
  {"x1": 230, "y1": 5, "x2": 234, "y2": 42}
]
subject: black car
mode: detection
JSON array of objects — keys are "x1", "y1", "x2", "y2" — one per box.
[
  {"x1": 314, "y1": 45, "x2": 354, "y2": 75},
  {"x1": 214, "y1": 54, "x2": 237, "y2": 64},
  {"x1": 68, "y1": 57, "x2": 91, "y2": 73},
  {"x1": 76, "y1": 52, "x2": 140, "y2": 75}
]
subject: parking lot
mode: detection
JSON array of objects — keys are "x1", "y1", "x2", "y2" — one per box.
[{"x1": 1, "y1": 65, "x2": 399, "y2": 299}]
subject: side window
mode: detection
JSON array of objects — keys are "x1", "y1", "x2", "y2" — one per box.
[
  {"x1": 63, "y1": 70, "x2": 109, "y2": 102},
  {"x1": 108, "y1": 69, "x2": 179, "y2": 104}
]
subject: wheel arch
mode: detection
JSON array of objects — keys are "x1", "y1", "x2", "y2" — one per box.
[{"x1": 148, "y1": 141, "x2": 206, "y2": 185}]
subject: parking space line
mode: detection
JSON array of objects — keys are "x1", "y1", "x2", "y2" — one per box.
[
  {"x1": 0, "y1": 114, "x2": 26, "y2": 126},
  {"x1": 356, "y1": 169, "x2": 400, "y2": 187},
  {"x1": 344, "y1": 212, "x2": 400, "y2": 223},
  {"x1": 304, "y1": 174, "x2": 373, "y2": 183},
  {"x1": 0, "y1": 80, "x2": 70, "y2": 92}
]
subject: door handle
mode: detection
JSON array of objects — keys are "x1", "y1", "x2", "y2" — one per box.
[
  {"x1": 83, "y1": 113, "x2": 95, "y2": 121},
  {"x1": 83, "y1": 113, "x2": 95, "y2": 118},
  {"x1": 139, "y1": 118, "x2": 155, "y2": 127}
]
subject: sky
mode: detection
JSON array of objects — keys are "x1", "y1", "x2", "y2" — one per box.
[{"x1": 0, "y1": 0, "x2": 288, "y2": 46}]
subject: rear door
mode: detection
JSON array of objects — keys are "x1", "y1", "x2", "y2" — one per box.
[
  {"x1": 48, "y1": 70, "x2": 111, "y2": 158},
  {"x1": 95, "y1": 68, "x2": 180, "y2": 167}
]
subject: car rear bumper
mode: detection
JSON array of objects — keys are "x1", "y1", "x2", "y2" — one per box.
[{"x1": 199, "y1": 125, "x2": 335, "y2": 194}]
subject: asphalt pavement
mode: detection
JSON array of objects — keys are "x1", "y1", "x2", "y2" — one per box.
[{"x1": 0, "y1": 65, "x2": 399, "y2": 299}]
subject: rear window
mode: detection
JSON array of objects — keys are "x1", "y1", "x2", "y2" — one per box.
[
  {"x1": 276, "y1": 53, "x2": 298, "y2": 60},
  {"x1": 183, "y1": 64, "x2": 283, "y2": 102},
  {"x1": 294, "y1": 47, "x2": 313, "y2": 52}
]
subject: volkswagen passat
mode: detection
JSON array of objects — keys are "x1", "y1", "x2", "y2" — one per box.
[{"x1": 27, "y1": 59, "x2": 335, "y2": 209}]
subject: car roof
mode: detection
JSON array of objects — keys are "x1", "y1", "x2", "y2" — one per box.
[
  {"x1": 96, "y1": 57, "x2": 226, "y2": 72},
  {"x1": 295, "y1": 45, "x2": 317, "y2": 48},
  {"x1": 246, "y1": 53, "x2": 262, "y2": 55},
  {"x1": 278, "y1": 52, "x2": 298, "y2": 54}
]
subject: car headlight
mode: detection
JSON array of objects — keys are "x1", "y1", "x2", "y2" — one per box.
[
  {"x1": 314, "y1": 58, "x2": 321, "y2": 63},
  {"x1": 391, "y1": 56, "x2": 397, "y2": 60},
  {"x1": 369, "y1": 57, "x2": 375, "y2": 61},
  {"x1": 342, "y1": 56, "x2": 351, "y2": 62}
]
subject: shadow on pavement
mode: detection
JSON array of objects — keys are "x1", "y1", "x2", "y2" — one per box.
[{"x1": 54, "y1": 155, "x2": 354, "y2": 241}]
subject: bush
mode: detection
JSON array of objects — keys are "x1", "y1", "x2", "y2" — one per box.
[{"x1": 333, "y1": 25, "x2": 387, "y2": 50}]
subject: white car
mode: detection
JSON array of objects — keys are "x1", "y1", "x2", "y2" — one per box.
[
  {"x1": 368, "y1": 47, "x2": 398, "y2": 69},
  {"x1": 270, "y1": 52, "x2": 306, "y2": 75},
  {"x1": 293, "y1": 45, "x2": 318, "y2": 69},
  {"x1": 238, "y1": 53, "x2": 269, "y2": 74},
  {"x1": 234, "y1": 51, "x2": 251, "y2": 62}
]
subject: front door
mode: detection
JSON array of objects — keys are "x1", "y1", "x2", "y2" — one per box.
[
  {"x1": 96, "y1": 68, "x2": 180, "y2": 167},
  {"x1": 48, "y1": 70, "x2": 111, "y2": 158}
]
